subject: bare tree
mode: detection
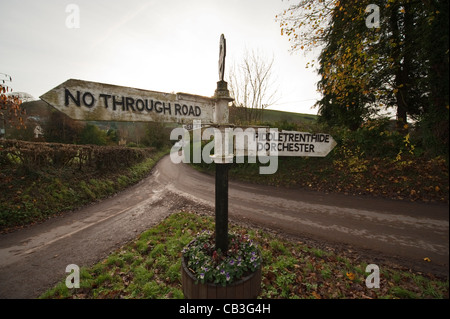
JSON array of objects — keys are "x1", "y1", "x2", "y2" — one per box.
[{"x1": 227, "y1": 49, "x2": 278, "y2": 124}]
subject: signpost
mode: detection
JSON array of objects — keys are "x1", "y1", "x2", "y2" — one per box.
[
  {"x1": 39, "y1": 34, "x2": 235, "y2": 254},
  {"x1": 39, "y1": 33, "x2": 337, "y2": 257}
]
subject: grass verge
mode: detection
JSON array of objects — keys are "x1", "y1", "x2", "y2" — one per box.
[
  {"x1": 40, "y1": 212, "x2": 449, "y2": 299},
  {"x1": 0, "y1": 148, "x2": 169, "y2": 233}
]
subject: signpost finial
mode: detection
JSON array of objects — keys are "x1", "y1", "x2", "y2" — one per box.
[{"x1": 219, "y1": 34, "x2": 226, "y2": 82}]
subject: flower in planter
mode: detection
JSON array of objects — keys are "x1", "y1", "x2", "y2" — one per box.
[{"x1": 182, "y1": 230, "x2": 261, "y2": 286}]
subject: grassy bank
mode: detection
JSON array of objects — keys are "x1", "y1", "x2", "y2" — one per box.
[
  {"x1": 0, "y1": 148, "x2": 168, "y2": 232},
  {"x1": 41, "y1": 212, "x2": 448, "y2": 299}
]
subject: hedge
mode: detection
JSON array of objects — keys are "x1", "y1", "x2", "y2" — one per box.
[{"x1": 0, "y1": 139, "x2": 154, "y2": 171}]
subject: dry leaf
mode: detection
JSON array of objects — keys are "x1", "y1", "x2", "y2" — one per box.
[
  {"x1": 312, "y1": 291, "x2": 321, "y2": 299},
  {"x1": 346, "y1": 272, "x2": 355, "y2": 280}
]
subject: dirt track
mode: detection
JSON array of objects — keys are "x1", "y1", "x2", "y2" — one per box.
[{"x1": 0, "y1": 155, "x2": 448, "y2": 298}]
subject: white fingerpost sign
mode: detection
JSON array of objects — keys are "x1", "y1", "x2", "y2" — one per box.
[{"x1": 40, "y1": 79, "x2": 216, "y2": 124}]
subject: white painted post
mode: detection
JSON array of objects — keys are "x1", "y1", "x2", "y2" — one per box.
[{"x1": 211, "y1": 80, "x2": 234, "y2": 164}]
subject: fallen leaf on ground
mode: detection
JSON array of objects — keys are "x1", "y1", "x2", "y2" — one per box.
[
  {"x1": 346, "y1": 272, "x2": 355, "y2": 280},
  {"x1": 312, "y1": 291, "x2": 321, "y2": 299}
]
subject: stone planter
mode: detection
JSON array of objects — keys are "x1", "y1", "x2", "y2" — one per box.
[{"x1": 181, "y1": 255, "x2": 262, "y2": 299}]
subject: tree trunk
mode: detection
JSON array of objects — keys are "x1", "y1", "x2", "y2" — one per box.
[{"x1": 390, "y1": 3, "x2": 408, "y2": 132}]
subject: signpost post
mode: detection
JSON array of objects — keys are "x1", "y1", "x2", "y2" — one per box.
[{"x1": 211, "y1": 34, "x2": 234, "y2": 253}]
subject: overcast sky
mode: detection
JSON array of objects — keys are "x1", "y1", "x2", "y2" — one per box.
[{"x1": 1, "y1": 0, "x2": 321, "y2": 115}]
